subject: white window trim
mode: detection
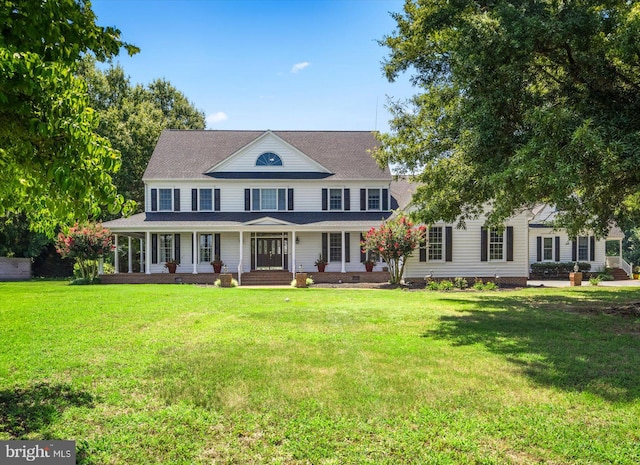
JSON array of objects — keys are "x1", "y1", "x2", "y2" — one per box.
[
  {"x1": 199, "y1": 188, "x2": 213, "y2": 212},
  {"x1": 427, "y1": 225, "x2": 445, "y2": 262},
  {"x1": 329, "y1": 188, "x2": 344, "y2": 211},
  {"x1": 158, "y1": 188, "x2": 173, "y2": 212},
  {"x1": 488, "y1": 228, "x2": 506, "y2": 262},
  {"x1": 159, "y1": 233, "x2": 174, "y2": 263},
  {"x1": 542, "y1": 236, "x2": 555, "y2": 262},
  {"x1": 577, "y1": 236, "x2": 590, "y2": 262},
  {"x1": 252, "y1": 187, "x2": 286, "y2": 212},
  {"x1": 199, "y1": 233, "x2": 213, "y2": 263},
  {"x1": 367, "y1": 188, "x2": 382, "y2": 211}
]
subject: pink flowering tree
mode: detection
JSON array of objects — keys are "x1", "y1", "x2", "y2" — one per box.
[
  {"x1": 361, "y1": 215, "x2": 426, "y2": 285},
  {"x1": 56, "y1": 223, "x2": 114, "y2": 282}
]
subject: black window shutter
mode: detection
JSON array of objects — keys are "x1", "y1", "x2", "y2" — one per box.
[
  {"x1": 536, "y1": 236, "x2": 542, "y2": 261},
  {"x1": 506, "y1": 226, "x2": 514, "y2": 262},
  {"x1": 174, "y1": 189, "x2": 180, "y2": 211},
  {"x1": 344, "y1": 188, "x2": 350, "y2": 211},
  {"x1": 445, "y1": 226, "x2": 453, "y2": 262},
  {"x1": 151, "y1": 234, "x2": 158, "y2": 264},
  {"x1": 590, "y1": 236, "x2": 595, "y2": 261},
  {"x1": 321, "y1": 189, "x2": 328, "y2": 211},
  {"x1": 214, "y1": 189, "x2": 221, "y2": 211},
  {"x1": 419, "y1": 237, "x2": 426, "y2": 262},
  {"x1": 214, "y1": 233, "x2": 221, "y2": 258},
  {"x1": 360, "y1": 233, "x2": 366, "y2": 262},
  {"x1": 480, "y1": 227, "x2": 488, "y2": 262},
  {"x1": 382, "y1": 188, "x2": 389, "y2": 210},
  {"x1": 360, "y1": 189, "x2": 367, "y2": 211},
  {"x1": 191, "y1": 189, "x2": 197, "y2": 211},
  {"x1": 345, "y1": 233, "x2": 350, "y2": 263},
  {"x1": 244, "y1": 189, "x2": 250, "y2": 211},
  {"x1": 288, "y1": 188, "x2": 294, "y2": 211},
  {"x1": 571, "y1": 240, "x2": 577, "y2": 261},
  {"x1": 321, "y1": 233, "x2": 328, "y2": 262},
  {"x1": 252, "y1": 189, "x2": 261, "y2": 211},
  {"x1": 555, "y1": 236, "x2": 560, "y2": 262},
  {"x1": 151, "y1": 189, "x2": 158, "y2": 212},
  {"x1": 174, "y1": 234, "x2": 180, "y2": 262}
]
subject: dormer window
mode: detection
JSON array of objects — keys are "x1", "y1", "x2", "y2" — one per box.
[{"x1": 256, "y1": 152, "x2": 282, "y2": 166}]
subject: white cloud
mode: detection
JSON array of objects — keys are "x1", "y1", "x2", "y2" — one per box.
[
  {"x1": 291, "y1": 62, "x2": 310, "y2": 74},
  {"x1": 206, "y1": 112, "x2": 228, "y2": 126}
]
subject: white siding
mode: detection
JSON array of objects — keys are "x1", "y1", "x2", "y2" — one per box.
[
  {"x1": 528, "y1": 228, "x2": 608, "y2": 271},
  {"x1": 403, "y1": 212, "x2": 530, "y2": 280}
]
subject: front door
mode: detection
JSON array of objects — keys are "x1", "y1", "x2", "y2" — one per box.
[{"x1": 256, "y1": 238, "x2": 283, "y2": 269}]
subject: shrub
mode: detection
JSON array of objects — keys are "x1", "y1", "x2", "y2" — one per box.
[
  {"x1": 426, "y1": 280, "x2": 440, "y2": 291},
  {"x1": 56, "y1": 223, "x2": 113, "y2": 283},
  {"x1": 454, "y1": 277, "x2": 468, "y2": 289},
  {"x1": 589, "y1": 276, "x2": 601, "y2": 286},
  {"x1": 530, "y1": 262, "x2": 591, "y2": 275},
  {"x1": 482, "y1": 281, "x2": 498, "y2": 291},
  {"x1": 438, "y1": 280, "x2": 454, "y2": 291}
]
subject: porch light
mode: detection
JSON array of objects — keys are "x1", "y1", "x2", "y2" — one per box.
[{"x1": 296, "y1": 236, "x2": 300, "y2": 244}]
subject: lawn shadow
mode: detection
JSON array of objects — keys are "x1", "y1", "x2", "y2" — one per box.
[
  {"x1": 0, "y1": 382, "x2": 94, "y2": 439},
  {"x1": 424, "y1": 291, "x2": 640, "y2": 402}
]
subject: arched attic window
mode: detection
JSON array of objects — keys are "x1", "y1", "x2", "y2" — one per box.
[{"x1": 256, "y1": 152, "x2": 283, "y2": 166}]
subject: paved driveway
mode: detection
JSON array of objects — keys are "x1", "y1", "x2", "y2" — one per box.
[{"x1": 528, "y1": 279, "x2": 640, "y2": 288}]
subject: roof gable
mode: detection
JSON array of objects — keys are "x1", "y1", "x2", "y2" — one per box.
[{"x1": 207, "y1": 130, "x2": 330, "y2": 175}]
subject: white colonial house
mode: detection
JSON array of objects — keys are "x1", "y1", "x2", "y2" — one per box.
[{"x1": 102, "y1": 129, "x2": 629, "y2": 286}]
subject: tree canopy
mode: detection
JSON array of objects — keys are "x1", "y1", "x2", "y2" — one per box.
[
  {"x1": 78, "y1": 59, "x2": 206, "y2": 211},
  {"x1": 0, "y1": 0, "x2": 139, "y2": 237},
  {"x1": 376, "y1": 0, "x2": 640, "y2": 238}
]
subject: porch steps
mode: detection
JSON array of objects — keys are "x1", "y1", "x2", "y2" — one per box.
[
  {"x1": 240, "y1": 270, "x2": 293, "y2": 286},
  {"x1": 609, "y1": 267, "x2": 629, "y2": 280}
]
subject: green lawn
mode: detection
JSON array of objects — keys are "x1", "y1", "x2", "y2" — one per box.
[{"x1": 1, "y1": 282, "x2": 639, "y2": 464}]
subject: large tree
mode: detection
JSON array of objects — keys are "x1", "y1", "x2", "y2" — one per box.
[
  {"x1": 0, "y1": 0, "x2": 138, "y2": 236},
  {"x1": 78, "y1": 59, "x2": 206, "y2": 210},
  {"x1": 376, "y1": 0, "x2": 640, "y2": 238}
]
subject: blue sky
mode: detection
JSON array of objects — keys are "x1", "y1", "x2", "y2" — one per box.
[{"x1": 90, "y1": 0, "x2": 415, "y2": 132}]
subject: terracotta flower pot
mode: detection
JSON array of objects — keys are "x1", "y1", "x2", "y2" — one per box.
[{"x1": 166, "y1": 263, "x2": 177, "y2": 273}]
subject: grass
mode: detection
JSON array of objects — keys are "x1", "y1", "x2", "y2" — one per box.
[{"x1": 1, "y1": 282, "x2": 640, "y2": 464}]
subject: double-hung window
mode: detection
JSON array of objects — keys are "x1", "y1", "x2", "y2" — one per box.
[
  {"x1": 329, "y1": 189, "x2": 343, "y2": 210},
  {"x1": 199, "y1": 234, "x2": 213, "y2": 263},
  {"x1": 329, "y1": 233, "x2": 342, "y2": 262},
  {"x1": 489, "y1": 228, "x2": 504, "y2": 261},
  {"x1": 199, "y1": 189, "x2": 212, "y2": 211},
  {"x1": 159, "y1": 234, "x2": 173, "y2": 263},
  {"x1": 158, "y1": 189, "x2": 172, "y2": 211},
  {"x1": 578, "y1": 236, "x2": 589, "y2": 261},
  {"x1": 428, "y1": 227, "x2": 443, "y2": 261},
  {"x1": 543, "y1": 237, "x2": 553, "y2": 261},
  {"x1": 368, "y1": 188, "x2": 381, "y2": 210}
]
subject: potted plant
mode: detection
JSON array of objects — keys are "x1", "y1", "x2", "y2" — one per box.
[
  {"x1": 314, "y1": 254, "x2": 327, "y2": 272},
  {"x1": 164, "y1": 259, "x2": 178, "y2": 274},
  {"x1": 363, "y1": 258, "x2": 376, "y2": 272},
  {"x1": 211, "y1": 255, "x2": 224, "y2": 274}
]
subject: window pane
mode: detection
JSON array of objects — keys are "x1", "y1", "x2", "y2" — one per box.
[
  {"x1": 199, "y1": 234, "x2": 212, "y2": 263},
  {"x1": 278, "y1": 188, "x2": 286, "y2": 211},
  {"x1": 329, "y1": 233, "x2": 342, "y2": 262},
  {"x1": 159, "y1": 234, "x2": 173, "y2": 262},
  {"x1": 261, "y1": 189, "x2": 277, "y2": 210},
  {"x1": 368, "y1": 189, "x2": 380, "y2": 210},
  {"x1": 428, "y1": 227, "x2": 443, "y2": 260},
  {"x1": 329, "y1": 189, "x2": 342, "y2": 210},
  {"x1": 489, "y1": 228, "x2": 504, "y2": 260},
  {"x1": 159, "y1": 189, "x2": 172, "y2": 210},
  {"x1": 543, "y1": 237, "x2": 553, "y2": 260},
  {"x1": 199, "y1": 189, "x2": 212, "y2": 210},
  {"x1": 578, "y1": 236, "x2": 589, "y2": 261}
]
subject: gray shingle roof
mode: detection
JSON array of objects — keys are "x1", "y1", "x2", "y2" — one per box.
[{"x1": 142, "y1": 130, "x2": 391, "y2": 181}]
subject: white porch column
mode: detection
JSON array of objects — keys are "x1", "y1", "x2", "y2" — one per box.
[
  {"x1": 98, "y1": 258, "x2": 104, "y2": 275},
  {"x1": 139, "y1": 238, "x2": 144, "y2": 273},
  {"x1": 145, "y1": 231, "x2": 151, "y2": 275},
  {"x1": 238, "y1": 231, "x2": 244, "y2": 285},
  {"x1": 341, "y1": 230, "x2": 346, "y2": 273},
  {"x1": 114, "y1": 234, "x2": 119, "y2": 274},
  {"x1": 127, "y1": 236, "x2": 133, "y2": 273},
  {"x1": 291, "y1": 231, "x2": 297, "y2": 278},
  {"x1": 192, "y1": 231, "x2": 198, "y2": 274}
]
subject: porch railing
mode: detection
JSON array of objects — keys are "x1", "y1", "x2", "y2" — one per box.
[{"x1": 605, "y1": 256, "x2": 633, "y2": 277}]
